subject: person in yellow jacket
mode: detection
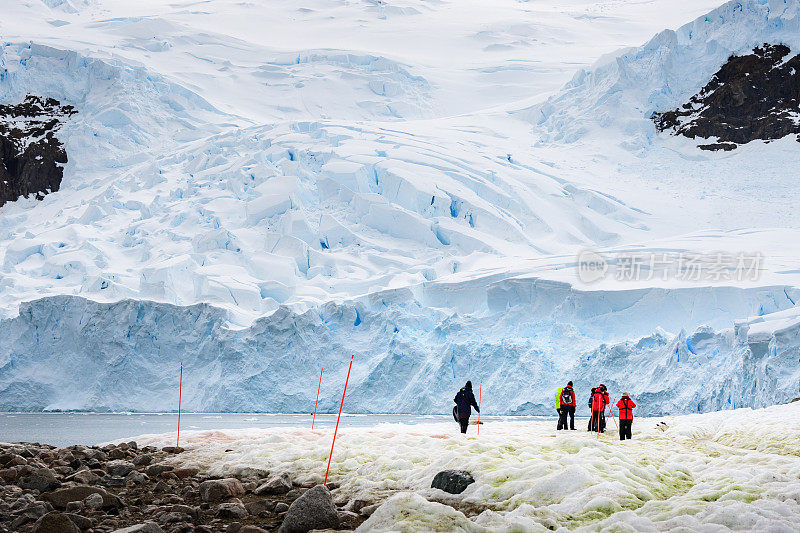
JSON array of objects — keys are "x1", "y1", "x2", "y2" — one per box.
[{"x1": 555, "y1": 386, "x2": 563, "y2": 429}]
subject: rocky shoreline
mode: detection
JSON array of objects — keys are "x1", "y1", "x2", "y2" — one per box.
[{"x1": 0, "y1": 441, "x2": 367, "y2": 533}]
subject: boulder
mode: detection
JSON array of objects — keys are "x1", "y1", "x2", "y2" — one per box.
[
  {"x1": 32, "y1": 511, "x2": 79, "y2": 533},
  {"x1": 125, "y1": 471, "x2": 148, "y2": 485},
  {"x1": 199, "y1": 478, "x2": 245, "y2": 502},
  {"x1": 216, "y1": 501, "x2": 248, "y2": 519},
  {"x1": 84, "y1": 492, "x2": 104, "y2": 509},
  {"x1": 278, "y1": 485, "x2": 339, "y2": 533},
  {"x1": 254, "y1": 473, "x2": 292, "y2": 495},
  {"x1": 69, "y1": 469, "x2": 99, "y2": 484},
  {"x1": 111, "y1": 523, "x2": 165, "y2": 533},
  {"x1": 171, "y1": 467, "x2": 199, "y2": 479},
  {"x1": 244, "y1": 499, "x2": 274, "y2": 517},
  {"x1": 106, "y1": 460, "x2": 136, "y2": 477},
  {"x1": 46, "y1": 485, "x2": 123, "y2": 509},
  {"x1": 18, "y1": 467, "x2": 60, "y2": 492},
  {"x1": 146, "y1": 464, "x2": 173, "y2": 477},
  {"x1": 132, "y1": 454, "x2": 152, "y2": 467},
  {"x1": 161, "y1": 447, "x2": 184, "y2": 454},
  {"x1": 431, "y1": 470, "x2": 474, "y2": 494}
]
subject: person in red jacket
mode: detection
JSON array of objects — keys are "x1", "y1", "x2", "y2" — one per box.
[
  {"x1": 616, "y1": 392, "x2": 636, "y2": 440},
  {"x1": 558, "y1": 381, "x2": 576, "y2": 430},
  {"x1": 591, "y1": 385, "x2": 610, "y2": 433}
]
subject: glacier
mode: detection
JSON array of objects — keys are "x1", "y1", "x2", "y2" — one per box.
[{"x1": 1, "y1": 0, "x2": 800, "y2": 414}]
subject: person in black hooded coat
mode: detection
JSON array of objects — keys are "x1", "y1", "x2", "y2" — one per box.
[{"x1": 453, "y1": 381, "x2": 480, "y2": 434}]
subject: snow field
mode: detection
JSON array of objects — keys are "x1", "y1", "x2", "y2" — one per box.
[{"x1": 127, "y1": 402, "x2": 800, "y2": 532}]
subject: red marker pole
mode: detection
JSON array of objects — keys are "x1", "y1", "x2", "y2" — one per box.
[
  {"x1": 324, "y1": 354, "x2": 354, "y2": 485},
  {"x1": 312, "y1": 368, "x2": 323, "y2": 429},
  {"x1": 608, "y1": 398, "x2": 619, "y2": 430},
  {"x1": 176, "y1": 362, "x2": 183, "y2": 447},
  {"x1": 477, "y1": 381, "x2": 482, "y2": 435}
]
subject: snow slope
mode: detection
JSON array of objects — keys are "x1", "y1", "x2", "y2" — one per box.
[
  {"x1": 128, "y1": 402, "x2": 800, "y2": 532},
  {"x1": 1, "y1": 0, "x2": 800, "y2": 413}
]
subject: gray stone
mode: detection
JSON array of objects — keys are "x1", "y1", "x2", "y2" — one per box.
[
  {"x1": 131, "y1": 454, "x2": 152, "y2": 467},
  {"x1": 275, "y1": 502, "x2": 289, "y2": 513},
  {"x1": 244, "y1": 499, "x2": 274, "y2": 516},
  {"x1": 255, "y1": 472, "x2": 292, "y2": 495},
  {"x1": 278, "y1": 485, "x2": 339, "y2": 533},
  {"x1": 32, "y1": 511, "x2": 79, "y2": 533},
  {"x1": 84, "y1": 492, "x2": 104, "y2": 509},
  {"x1": 199, "y1": 478, "x2": 245, "y2": 502},
  {"x1": 238, "y1": 527, "x2": 269, "y2": 533},
  {"x1": 106, "y1": 460, "x2": 135, "y2": 477},
  {"x1": 18, "y1": 467, "x2": 60, "y2": 492},
  {"x1": 146, "y1": 464, "x2": 173, "y2": 477},
  {"x1": 431, "y1": 469, "x2": 475, "y2": 494},
  {"x1": 125, "y1": 470, "x2": 148, "y2": 485},
  {"x1": 65, "y1": 501, "x2": 83, "y2": 512},
  {"x1": 111, "y1": 523, "x2": 165, "y2": 533},
  {"x1": 161, "y1": 446, "x2": 184, "y2": 454},
  {"x1": 68, "y1": 469, "x2": 99, "y2": 484},
  {"x1": 46, "y1": 485, "x2": 123, "y2": 509},
  {"x1": 216, "y1": 501, "x2": 248, "y2": 519}
]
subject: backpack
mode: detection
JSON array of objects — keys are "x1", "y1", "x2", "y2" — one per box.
[{"x1": 561, "y1": 388, "x2": 573, "y2": 405}]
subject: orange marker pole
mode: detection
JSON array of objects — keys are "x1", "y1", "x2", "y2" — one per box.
[
  {"x1": 312, "y1": 368, "x2": 323, "y2": 429},
  {"x1": 477, "y1": 381, "x2": 482, "y2": 435},
  {"x1": 176, "y1": 362, "x2": 183, "y2": 447},
  {"x1": 324, "y1": 354, "x2": 354, "y2": 485}
]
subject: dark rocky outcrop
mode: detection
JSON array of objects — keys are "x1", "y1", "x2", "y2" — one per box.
[
  {"x1": 431, "y1": 469, "x2": 475, "y2": 494},
  {"x1": 0, "y1": 95, "x2": 76, "y2": 208},
  {"x1": 277, "y1": 485, "x2": 339, "y2": 533},
  {"x1": 0, "y1": 441, "x2": 367, "y2": 532},
  {"x1": 653, "y1": 44, "x2": 800, "y2": 150}
]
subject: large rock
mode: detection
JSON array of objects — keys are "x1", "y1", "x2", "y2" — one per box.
[
  {"x1": 18, "y1": 467, "x2": 60, "y2": 492},
  {"x1": 199, "y1": 478, "x2": 245, "y2": 502},
  {"x1": 278, "y1": 485, "x2": 339, "y2": 533},
  {"x1": 254, "y1": 473, "x2": 292, "y2": 495},
  {"x1": 111, "y1": 523, "x2": 164, "y2": 533},
  {"x1": 431, "y1": 470, "x2": 475, "y2": 494},
  {"x1": 216, "y1": 501, "x2": 248, "y2": 519},
  {"x1": 32, "y1": 511, "x2": 79, "y2": 533},
  {"x1": 106, "y1": 460, "x2": 136, "y2": 477},
  {"x1": 46, "y1": 485, "x2": 123, "y2": 509}
]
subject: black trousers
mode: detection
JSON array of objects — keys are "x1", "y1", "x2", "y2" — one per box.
[
  {"x1": 558, "y1": 406, "x2": 575, "y2": 430},
  {"x1": 590, "y1": 410, "x2": 605, "y2": 432},
  {"x1": 556, "y1": 408, "x2": 562, "y2": 429},
  {"x1": 459, "y1": 416, "x2": 470, "y2": 434},
  {"x1": 619, "y1": 419, "x2": 633, "y2": 440}
]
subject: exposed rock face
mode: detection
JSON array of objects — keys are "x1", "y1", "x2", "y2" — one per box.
[
  {"x1": 0, "y1": 441, "x2": 367, "y2": 531},
  {"x1": 278, "y1": 485, "x2": 340, "y2": 533},
  {"x1": 431, "y1": 470, "x2": 475, "y2": 494},
  {"x1": 653, "y1": 44, "x2": 800, "y2": 150},
  {"x1": 0, "y1": 95, "x2": 76, "y2": 208}
]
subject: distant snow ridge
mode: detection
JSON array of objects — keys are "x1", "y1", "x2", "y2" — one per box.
[
  {"x1": 0, "y1": 109, "x2": 646, "y2": 322},
  {"x1": 0, "y1": 42, "x2": 225, "y2": 174},
  {"x1": 1, "y1": 282, "x2": 798, "y2": 414},
  {"x1": 522, "y1": 0, "x2": 800, "y2": 146}
]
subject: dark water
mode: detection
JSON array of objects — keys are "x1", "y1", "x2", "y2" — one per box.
[{"x1": 0, "y1": 413, "x2": 553, "y2": 447}]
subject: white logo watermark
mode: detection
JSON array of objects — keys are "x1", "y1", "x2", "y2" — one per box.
[{"x1": 576, "y1": 250, "x2": 763, "y2": 284}]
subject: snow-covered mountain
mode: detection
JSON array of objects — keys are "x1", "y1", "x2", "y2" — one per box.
[{"x1": 1, "y1": 0, "x2": 799, "y2": 414}]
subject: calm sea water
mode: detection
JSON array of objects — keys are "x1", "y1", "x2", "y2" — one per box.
[{"x1": 0, "y1": 413, "x2": 554, "y2": 447}]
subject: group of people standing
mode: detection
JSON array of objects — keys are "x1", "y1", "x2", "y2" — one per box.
[
  {"x1": 558, "y1": 382, "x2": 637, "y2": 440},
  {"x1": 453, "y1": 380, "x2": 637, "y2": 441}
]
